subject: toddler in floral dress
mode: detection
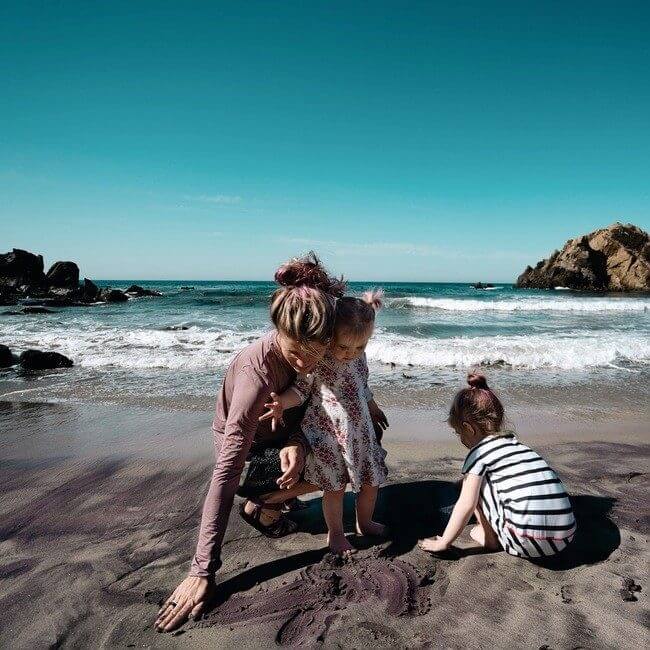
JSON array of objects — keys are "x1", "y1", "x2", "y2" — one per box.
[{"x1": 260, "y1": 291, "x2": 389, "y2": 554}]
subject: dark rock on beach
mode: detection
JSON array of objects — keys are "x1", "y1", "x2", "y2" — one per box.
[
  {"x1": 516, "y1": 223, "x2": 650, "y2": 291},
  {"x1": 19, "y1": 349, "x2": 74, "y2": 370},
  {"x1": 0, "y1": 344, "x2": 17, "y2": 368},
  {"x1": 45, "y1": 261, "x2": 80, "y2": 289}
]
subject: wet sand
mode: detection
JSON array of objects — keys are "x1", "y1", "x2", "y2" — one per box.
[{"x1": 0, "y1": 400, "x2": 648, "y2": 648}]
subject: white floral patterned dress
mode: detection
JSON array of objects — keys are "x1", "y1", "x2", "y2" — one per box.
[{"x1": 291, "y1": 353, "x2": 388, "y2": 492}]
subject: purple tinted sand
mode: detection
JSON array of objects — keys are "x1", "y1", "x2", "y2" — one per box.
[{"x1": 191, "y1": 550, "x2": 432, "y2": 646}]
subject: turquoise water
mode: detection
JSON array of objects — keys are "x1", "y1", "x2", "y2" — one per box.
[{"x1": 1, "y1": 281, "x2": 648, "y2": 405}]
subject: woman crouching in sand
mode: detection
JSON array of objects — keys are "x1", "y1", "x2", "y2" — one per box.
[
  {"x1": 155, "y1": 253, "x2": 344, "y2": 632},
  {"x1": 419, "y1": 373, "x2": 576, "y2": 559}
]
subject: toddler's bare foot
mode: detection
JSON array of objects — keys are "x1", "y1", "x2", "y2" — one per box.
[
  {"x1": 328, "y1": 532, "x2": 356, "y2": 556},
  {"x1": 470, "y1": 524, "x2": 500, "y2": 550},
  {"x1": 356, "y1": 520, "x2": 389, "y2": 537},
  {"x1": 469, "y1": 524, "x2": 485, "y2": 546}
]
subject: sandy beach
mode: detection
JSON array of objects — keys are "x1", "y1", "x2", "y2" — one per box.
[{"x1": 0, "y1": 398, "x2": 647, "y2": 649}]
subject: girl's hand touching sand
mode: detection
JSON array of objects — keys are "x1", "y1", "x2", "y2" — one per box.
[
  {"x1": 418, "y1": 536, "x2": 449, "y2": 553},
  {"x1": 154, "y1": 575, "x2": 213, "y2": 632},
  {"x1": 258, "y1": 391, "x2": 285, "y2": 432}
]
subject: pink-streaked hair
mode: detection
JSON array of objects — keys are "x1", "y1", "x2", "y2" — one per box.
[
  {"x1": 448, "y1": 372, "x2": 506, "y2": 435},
  {"x1": 335, "y1": 288, "x2": 384, "y2": 337},
  {"x1": 270, "y1": 252, "x2": 346, "y2": 344}
]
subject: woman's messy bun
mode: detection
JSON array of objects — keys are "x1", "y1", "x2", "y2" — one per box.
[
  {"x1": 271, "y1": 252, "x2": 344, "y2": 344},
  {"x1": 467, "y1": 372, "x2": 488, "y2": 390},
  {"x1": 274, "y1": 252, "x2": 346, "y2": 297}
]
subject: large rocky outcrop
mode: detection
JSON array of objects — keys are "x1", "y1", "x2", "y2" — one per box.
[
  {"x1": 46, "y1": 261, "x2": 80, "y2": 289},
  {"x1": 0, "y1": 249, "x2": 46, "y2": 290},
  {"x1": 516, "y1": 223, "x2": 649, "y2": 291},
  {"x1": 0, "y1": 248, "x2": 163, "y2": 307}
]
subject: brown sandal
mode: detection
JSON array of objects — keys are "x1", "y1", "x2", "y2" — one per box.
[
  {"x1": 281, "y1": 497, "x2": 309, "y2": 513},
  {"x1": 239, "y1": 499, "x2": 299, "y2": 538}
]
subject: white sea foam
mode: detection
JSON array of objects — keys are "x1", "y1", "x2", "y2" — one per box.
[
  {"x1": 3, "y1": 322, "x2": 646, "y2": 372},
  {"x1": 392, "y1": 296, "x2": 650, "y2": 312},
  {"x1": 0, "y1": 324, "x2": 266, "y2": 370},
  {"x1": 366, "y1": 330, "x2": 650, "y2": 370}
]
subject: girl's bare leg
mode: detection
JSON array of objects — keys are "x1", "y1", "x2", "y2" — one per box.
[
  {"x1": 469, "y1": 505, "x2": 501, "y2": 550},
  {"x1": 355, "y1": 484, "x2": 388, "y2": 536},
  {"x1": 323, "y1": 488, "x2": 355, "y2": 554}
]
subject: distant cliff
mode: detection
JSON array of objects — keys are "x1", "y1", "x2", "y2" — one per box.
[{"x1": 516, "y1": 223, "x2": 649, "y2": 291}]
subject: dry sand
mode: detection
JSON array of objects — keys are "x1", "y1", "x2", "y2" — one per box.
[{"x1": 0, "y1": 400, "x2": 647, "y2": 649}]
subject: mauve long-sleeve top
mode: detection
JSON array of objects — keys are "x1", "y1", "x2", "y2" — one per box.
[{"x1": 190, "y1": 331, "x2": 305, "y2": 578}]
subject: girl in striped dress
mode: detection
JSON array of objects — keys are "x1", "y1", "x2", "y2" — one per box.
[{"x1": 419, "y1": 373, "x2": 576, "y2": 559}]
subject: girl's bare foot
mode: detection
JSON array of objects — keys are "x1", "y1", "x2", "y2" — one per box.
[
  {"x1": 328, "y1": 531, "x2": 356, "y2": 555},
  {"x1": 469, "y1": 524, "x2": 485, "y2": 545},
  {"x1": 470, "y1": 524, "x2": 500, "y2": 550},
  {"x1": 356, "y1": 520, "x2": 389, "y2": 537}
]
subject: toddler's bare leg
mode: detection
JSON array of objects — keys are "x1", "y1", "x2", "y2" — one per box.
[
  {"x1": 323, "y1": 489, "x2": 355, "y2": 555},
  {"x1": 355, "y1": 484, "x2": 388, "y2": 537},
  {"x1": 469, "y1": 505, "x2": 501, "y2": 551}
]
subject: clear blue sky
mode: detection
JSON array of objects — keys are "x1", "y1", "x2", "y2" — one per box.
[{"x1": 2, "y1": 1, "x2": 648, "y2": 282}]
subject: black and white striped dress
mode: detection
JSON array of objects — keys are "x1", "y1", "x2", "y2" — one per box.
[{"x1": 462, "y1": 434, "x2": 576, "y2": 558}]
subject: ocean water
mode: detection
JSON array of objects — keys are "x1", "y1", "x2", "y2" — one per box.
[{"x1": 1, "y1": 281, "x2": 649, "y2": 407}]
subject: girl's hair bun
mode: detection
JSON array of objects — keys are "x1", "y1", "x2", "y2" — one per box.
[
  {"x1": 467, "y1": 372, "x2": 488, "y2": 390},
  {"x1": 274, "y1": 251, "x2": 346, "y2": 297},
  {"x1": 361, "y1": 288, "x2": 384, "y2": 312}
]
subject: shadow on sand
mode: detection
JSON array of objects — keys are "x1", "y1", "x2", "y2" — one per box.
[{"x1": 215, "y1": 480, "x2": 621, "y2": 604}]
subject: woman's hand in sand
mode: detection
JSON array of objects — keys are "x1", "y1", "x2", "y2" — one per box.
[
  {"x1": 418, "y1": 536, "x2": 449, "y2": 553},
  {"x1": 259, "y1": 391, "x2": 285, "y2": 432},
  {"x1": 155, "y1": 576, "x2": 212, "y2": 632}
]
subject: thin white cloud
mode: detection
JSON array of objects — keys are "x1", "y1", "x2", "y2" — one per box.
[
  {"x1": 186, "y1": 194, "x2": 242, "y2": 205},
  {"x1": 275, "y1": 236, "x2": 532, "y2": 262}
]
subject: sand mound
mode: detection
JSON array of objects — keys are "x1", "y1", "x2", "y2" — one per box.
[{"x1": 191, "y1": 549, "x2": 432, "y2": 645}]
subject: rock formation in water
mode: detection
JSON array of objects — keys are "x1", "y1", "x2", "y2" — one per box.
[
  {"x1": 0, "y1": 248, "x2": 163, "y2": 307},
  {"x1": 45, "y1": 261, "x2": 80, "y2": 289},
  {"x1": 516, "y1": 223, "x2": 649, "y2": 291}
]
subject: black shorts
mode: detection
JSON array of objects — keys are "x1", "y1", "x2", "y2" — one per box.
[{"x1": 237, "y1": 442, "x2": 285, "y2": 499}]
